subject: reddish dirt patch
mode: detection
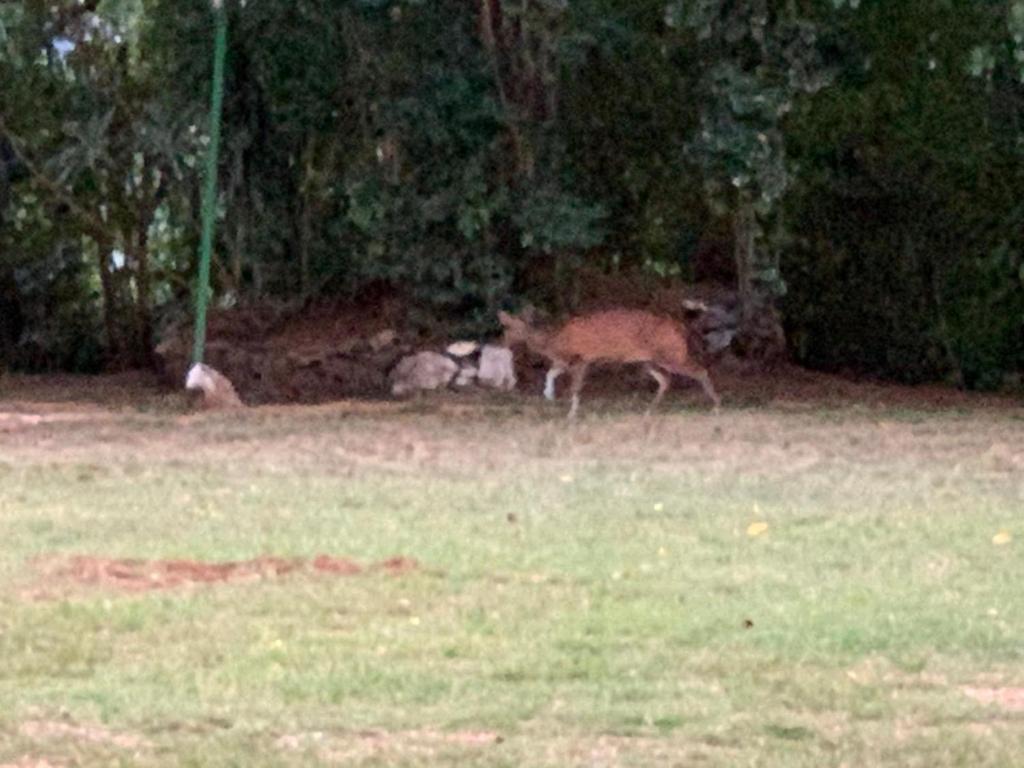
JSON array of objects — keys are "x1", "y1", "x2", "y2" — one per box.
[
  {"x1": 52, "y1": 555, "x2": 302, "y2": 591},
  {"x1": 312, "y1": 555, "x2": 363, "y2": 575},
  {"x1": 964, "y1": 687, "x2": 1024, "y2": 712},
  {"x1": 375, "y1": 556, "x2": 420, "y2": 575},
  {"x1": 310, "y1": 555, "x2": 419, "y2": 575},
  {"x1": 28, "y1": 554, "x2": 421, "y2": 597}
]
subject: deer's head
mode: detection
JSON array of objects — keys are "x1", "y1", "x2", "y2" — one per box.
[{"x1": 497, "y1": 310, "x2": 533, "y2": 347}]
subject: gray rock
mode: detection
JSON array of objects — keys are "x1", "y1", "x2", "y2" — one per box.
[
  {"x1": 454, "y1": 365, "x2": 478, "y2": 387},
  {"x1": 390, "y1": 351, "x2": 459, "y2": 396},
  {"x1": 705, "y1": 328, "x2": 738, "y2": 354},
  {"x1": 477, "y1": 345, "x2": 516, "y2": 391},
  {"x1": 698, "y1": 305, "x2": 739, "y2": 332}
]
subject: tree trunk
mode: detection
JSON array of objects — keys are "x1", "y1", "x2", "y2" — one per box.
[
  {"x1": 733, "y1": 197, "x2": 786, "y2": 361},
  {"x1": 228, "y1": 142, "x2": 248, "y2": 295},
  {"x1": 296, "y1": 137, "x2": 320, "y2": 297},
  {"x1": 479, "y1": 0, "x2": 536, "y2": 183},
  {"x1": 734, "y1": 199, "x2": 757, "y2": 327},
  {"x1": 94, "y1": 235, "x2": 122, "y2": 364},
  {"x1": 230, "y1": 209, "x2": 246, "y2": 296},
  {"x1": 253, "y1": 259, "x2": 264, "y2": 298},
  {"x1": 0, "y1": 265, "x2": 25, "y2": 367},
  {"x1": 130, "y1": 218, "x2": 155, "y2": 368},
  {"x1": 297, "y1": 194, "x2": 311, "y2": 298}
]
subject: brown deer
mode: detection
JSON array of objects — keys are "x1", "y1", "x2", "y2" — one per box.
[{"x1": 498, "y1": 309, "x2": 720, "y2": 418}]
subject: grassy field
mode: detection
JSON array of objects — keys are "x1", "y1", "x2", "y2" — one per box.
[{"x1": 0, "y1": 374, "x2": 1022, "y2": 766}]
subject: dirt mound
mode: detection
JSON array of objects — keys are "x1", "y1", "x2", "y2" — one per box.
[
  {"x1": 154, "y1": 295, "x2": 412, "y2": 405},
  {"x1": 28, "y1": 554, "x2": 422, "y2": 597}
]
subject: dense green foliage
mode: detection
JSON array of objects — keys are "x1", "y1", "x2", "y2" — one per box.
[{"x1": 1, "y1": 0, "x2": 1022, "y2": 386}]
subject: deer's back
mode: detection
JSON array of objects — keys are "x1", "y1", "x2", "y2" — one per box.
[{"x1": 550, "y1": 310, "x2": 688, "y2": 363}]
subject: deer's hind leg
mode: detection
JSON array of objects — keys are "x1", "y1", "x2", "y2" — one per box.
[
  {"x1": 566, "y1": 362, "x2": 590, "y2": 419},
  {"x1": 644, "y1": 364, "x2": 671, "y2": 416},
  {"x1": 659, "y1": 357, "x2": 721, "y2": 412}
]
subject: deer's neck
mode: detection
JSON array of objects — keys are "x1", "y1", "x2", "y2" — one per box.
[{"x1": 523, "y1": 327, "x2": 556, "y2": 359}]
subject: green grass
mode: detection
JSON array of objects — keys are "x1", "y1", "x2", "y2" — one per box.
[{"x1": 0, "y1": 393, "x2": 1022, "y2": 765}]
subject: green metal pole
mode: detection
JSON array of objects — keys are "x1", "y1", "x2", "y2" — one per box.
[{"x1": 192, "y1": 0, "x2": 228, "y2": 365}]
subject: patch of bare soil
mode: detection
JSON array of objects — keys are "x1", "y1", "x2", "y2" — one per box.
[
  {"x1": 273, "y1": 729, "x2": 705, "y2": 766},
  {"x1": 561, "y1": 357, "x2": 1021, "y2": 412},
  {"x1": 1, "y1": 366, "x2": 1020, "y2": 491},
  {"x1": 0, "y1": 410, "x2": 110, "y2": 433},
  {"x1": 0, "y1": 370, "x2": 175, "y2": 409},
  {"x1": 0, "y1": 371, "x2": 187, "y2": 435},
  {"x1": 712, "y1": 362, "x2": 1021, "y2": 411},
  {"x1": 18, "y1": 720, "x2": 151, "y2": 752},
  {"x1": 26, "y1": 554, "x2": 423, "y2": 598},
  {"x1": 963, "y1": 686, "x2": 1024, "y2": 712},
  {"x1": 275, "y1": 729, "x2": 502, "y2": 763}
]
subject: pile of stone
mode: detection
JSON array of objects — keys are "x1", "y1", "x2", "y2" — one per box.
[
  {"x1": 154, "y1": 307, "x2": 517, "y2": 405},
  {"x1": 683, "y1": 295, "x2": 740, "y2": 355},
  {"x1": 389, "y1": 342, "x2": 515, "y2": 396}
]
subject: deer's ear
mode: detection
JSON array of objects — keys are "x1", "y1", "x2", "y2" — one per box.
[
  {"x1": 519, "y1": 304, "x2": 537, "y2": 323},
  {"x1": 497, "y1": 310, "x2": 514, "y2": 327}
]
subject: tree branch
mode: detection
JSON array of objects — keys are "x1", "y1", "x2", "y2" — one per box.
[{"x1": 0, "y1": 117, "x2": 106, "y2": 239}]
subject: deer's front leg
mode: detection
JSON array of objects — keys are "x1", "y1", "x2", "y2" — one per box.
[{"x1": 544, "y1": 366, "x2": 564, "y2": 401}]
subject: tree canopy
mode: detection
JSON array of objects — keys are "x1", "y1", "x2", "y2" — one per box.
[{"x1": 1, "y1": 0, "x2": 1022, "y2": 387}]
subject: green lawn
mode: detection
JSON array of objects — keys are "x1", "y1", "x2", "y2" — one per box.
[{"x1": 0, "y1": 384, "x2": 1022, "y2": 766}]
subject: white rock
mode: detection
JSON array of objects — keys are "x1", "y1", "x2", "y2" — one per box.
[
  {"x1": 185, "y1": 363, "x2": 244, "y2": 409},
  {"x1": 477, "y1": 345, "x2": 516, "y2": 391},
  {"x1": 445, "y1": 340, "x2": 480, "y2": 358},
  {"x1": 390, "y1": 352, "x2": 458, "y2": 396}
]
